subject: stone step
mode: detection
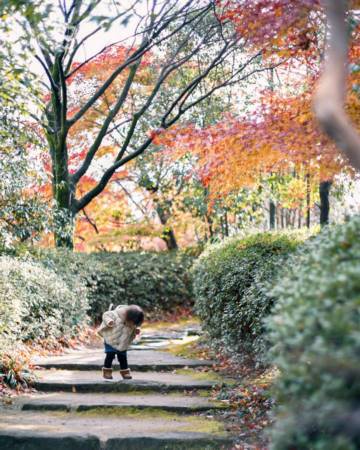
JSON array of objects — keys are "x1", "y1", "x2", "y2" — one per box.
[
  {"x1": 0, "y1": 410, "x2": 233, "y2": 449},
  {"x1": 140, "y1": 334, "x2": 184, "y2": 340},
  {"x1": 32, "y1": 370, "x2": 220, "y2": 393},
  {"x1": 19, "y1": 392, "x2": 227, "y2": 413},
  {"x1": 32, "y1": 349, "x2": 214, "y2": 372}
]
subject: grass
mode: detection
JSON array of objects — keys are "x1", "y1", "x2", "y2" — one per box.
[
  {"x1": 75, "y1": 406, "x2": 227, "y2": 435},
  {"x1": 174, "y1": 368, "x2": 235, "y2": 385},
  {"x1": 165, "y1": 338, "x2": 203, "y2": 359},
  {"x1": 77, "y1": 406, "x2": 179, "y2": 418},
  {"x1": 183, "y1": 415, "x2": 226, "y2": 435}
]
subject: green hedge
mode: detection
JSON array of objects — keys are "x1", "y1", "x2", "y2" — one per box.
[
  {"x1": 192, "y1": 232, "x2": 303, "y2": 361},
  {"x1": 40, "y1": 251, "x2": 194, "y2": 322},
  {"x1": 0, "y1": 256, "x2": 88, "y2": 346},
  {"x1": 267, "y1": 217, "x2": 360, "y2": 450}
]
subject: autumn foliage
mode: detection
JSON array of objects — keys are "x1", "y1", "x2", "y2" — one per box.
[
  {"x1": 153, "y1": 1, "x2": 360, "y2": 210},
  {"x1": 217, "y1": 0, "x2": 322, "y2": 58}
]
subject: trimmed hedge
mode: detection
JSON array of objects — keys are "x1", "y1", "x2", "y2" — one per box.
[
  {"x1": 40, "y1": 250, "x2": 194, "y2": 322},
  {"x1": 0, "y1": 256, "x2": 88, "y2": 346},
  {"x1": 192, "y1": 232, "x2": 303, "y2": 361},
  {"x1": 267, "y1": 216, "x2": 360, "y2": 450}
]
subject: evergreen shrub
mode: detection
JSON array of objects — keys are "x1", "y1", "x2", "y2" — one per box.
[
  {"x1": 192, "y1": 232, "x2": 303, "y2": 361},
  {"x1": 0, "y1": 256, "x2": 88, "y2": 345},
  {"x1": 40, "y1": 250, "x2": 194, "y2": 322},
  {"x1": 267, "y1": 216, "x2": 360, "y2": 450}
]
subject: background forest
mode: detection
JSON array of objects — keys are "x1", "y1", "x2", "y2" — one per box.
[{"x1": 1, "y1": 0, "x2": 360, "y2": 254}]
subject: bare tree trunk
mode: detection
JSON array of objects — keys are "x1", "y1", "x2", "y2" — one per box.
[
  {"x1": 306, "y1": 174, "x2": 311, "y2": 229},
  {"x1": 162, "y1": 227, "x2": 178, "y2": 250},
  {"x1": 155, "y1": 203, "x2": 178, "y2": 251},
  {"x1": 205, "y1": 214, "x2": 214, "y2": 240},
  {"x1": 223, "y1": 211, "x2": 229, "y2": 237},
  {"x1": 269, "y1": 199, "x2": 276, "y2": 229},
  {"x1": 319, "y1": 180, "x2": 332, "y2": 227},
  {"x1": 286, "y1": 209, "x2": 291, "y2": 228}
]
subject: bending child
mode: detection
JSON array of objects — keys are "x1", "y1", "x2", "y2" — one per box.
[{"x1": 97, "y1": 304, "x2": 144, "y2": 380}]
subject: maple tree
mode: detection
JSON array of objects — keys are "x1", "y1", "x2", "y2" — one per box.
[
  {"x1": 217, "y1": 0, "x2": 323, "y2": 65},
  {"x1": 152, "y1": 0, "x2": 360, "y2": 231},
  {"x1": 218, "y1": 0, "x2": 360, "y2": 174},
  {"x1": 158, "y1": 77, "x2": 356, "y2": 228}
]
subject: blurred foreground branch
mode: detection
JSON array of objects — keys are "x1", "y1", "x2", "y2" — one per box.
[{"x1": 314, "y1": 0, "x2": 360, "y2": 171}]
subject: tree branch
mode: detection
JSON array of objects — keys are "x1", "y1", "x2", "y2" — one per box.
[
  {"x1": 75, "y1": 43, "x2": 268, "y2": 211},
  {"x1": 71, "y1": 61, "x2": 140, "y2": 184},
  {"x1": 82, "y1": 208, "x2": 99, "y2": 234},
  {"x1": 67, "y1": 2, "x2": 210, "y2": 126}
]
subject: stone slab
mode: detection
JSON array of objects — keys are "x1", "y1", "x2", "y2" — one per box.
[
  {"x1": 32, "y1": 348, "x2": 214, "y2": 371},
  {"x1": 140, "y1": 334, "x2": 185, "y2": 340},
  {"x1": 0, "y1": 410, "x2": 233, "y2": 449},
  {"x1": 32, "y1": 370, "x2": 217, "y2": 393},
  {"x1": 0, "y1": 434, "x2": 231, "y2": 450},
  {"x1": 19, "y1": 392, "x2": 226, "y2": 413}
]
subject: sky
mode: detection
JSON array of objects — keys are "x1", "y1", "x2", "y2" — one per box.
[{"x1": 26, "y1": 0, "x2": 147, "y2": 77}]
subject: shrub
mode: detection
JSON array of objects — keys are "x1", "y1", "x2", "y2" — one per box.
[
  {"x1": 193, "y1": 232, "x2": 303, "y2": 361},
  {"x1": 0, "y1": 256, "x2": 89, "y2": 345},
  {"x1": 39, "y1": 250, "x2": 194, "y2": 322},
  {"x1": 267, "y1": 216, "x2": 360, "y2": 450}
]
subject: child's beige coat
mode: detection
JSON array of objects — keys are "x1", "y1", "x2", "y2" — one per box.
[{"x1": 97, "y1": 305, "x2": 137, "y2": 351}]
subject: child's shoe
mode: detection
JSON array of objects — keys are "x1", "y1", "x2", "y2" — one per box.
[
  {"x1": 120, "y1": 369, "x2": 132, "y2": 380},
  {"x1": 102, "y1": 367, "x2": 113, "y2": 380}
]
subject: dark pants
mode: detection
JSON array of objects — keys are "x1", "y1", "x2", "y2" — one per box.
[{"x1": 104, "y1": 351, "x2": 128, "y2": 370}]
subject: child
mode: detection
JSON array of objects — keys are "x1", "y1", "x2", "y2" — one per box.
[{"x1": 97, "y1": 304, "x2": 144, "y2": 380}]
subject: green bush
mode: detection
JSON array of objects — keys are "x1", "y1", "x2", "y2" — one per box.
[
  {"x1": 0, "y1": 256, "x2": 89, "y2": 345},
  {"x1": 267, "y1": 216, "x2": 360, "y2": 450},
  {"x1": 193, "y1": 232, "x2": 303, "y2": 361},
  {"x1": 40, "y1": 250, "x2": 194, "y2": 322}
]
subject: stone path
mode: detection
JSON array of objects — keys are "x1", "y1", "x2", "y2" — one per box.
[
  {"x1": 0, "y1": 324, "x2": 234, "y2": 449},
  {"x1": 31, "y1": 348, "x2": 213, "y2": 371}
]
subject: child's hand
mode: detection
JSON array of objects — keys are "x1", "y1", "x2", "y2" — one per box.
[{"x1": 135, "y1": 328, "x2": 141, "y2": 336}]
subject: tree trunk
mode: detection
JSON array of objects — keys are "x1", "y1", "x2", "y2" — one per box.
[
  {"x1": 46, "y1": 59, "x2": 75, "y2": 250},
  {"x1": 155, "y1": 203, "x2": 178, "y2": 251},
  {"x1": 220, "y1": 211, "x2": 229, "y2": 238},
  {"x1": 53, "y1": 212, "x2": 75, "y2": 249},
  {"x1": 319, "y1": 180, "x2": 332, "y2": 227},
  {"x1": 161, "y1": 227, "x2": 178, "y2": 251},
  {"x1": 205, "y1": 214, "x2": 214, "y2": 240},
  {"x1": 47, "y1": 128, "x2": 75, "y2": 249},
  {"x1": 306, "y1": 173, "x2": 311, "y2": 228},
  {"x1": 298, "y1": 208, "x2": 302, "y2": 228},
  {"x1": 269, "y1": 199, "x2": 276, "y2": 229},
  {"x1": 53, "y1": 170, "x2": 75, "y2": 249}
]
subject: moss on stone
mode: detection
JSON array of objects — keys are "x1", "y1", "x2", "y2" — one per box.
[
  {"x1": 174, "y1": 368, "x2": 236, "y2": 387},
  {"x1": 75, "y1": 406, "x2": 226, "y2": 435}
]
